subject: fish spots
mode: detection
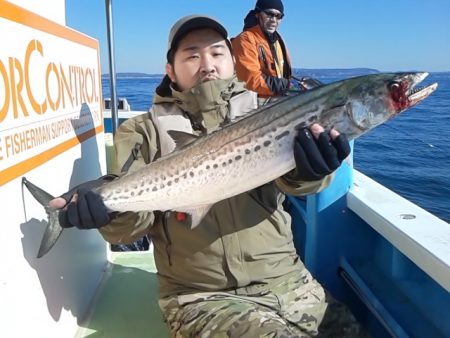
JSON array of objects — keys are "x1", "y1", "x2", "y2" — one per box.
[
  {"x1": 275, "y1": 130, "x2": 289, "y2": 141},
  {"x1": 308, "y1": 115, "x2": 317, "y2": 123},
  {"x1": 189, "y1": 171, "x2": 194, "y2": 177},
  {"x1": 245, "y1": 149, "x2": 251, "y2": 155},
  {"x1": 235, "y1": 155, "x2": 242, "y2": 161},
  {"x1": 152, "y1": 186, "x2": 157, "y2": 192},
  {"x1": 213, "y1": 164, "x2": 218, "y2": 169},
  {"x1": 264, "y1": 140, "x2": 271, "y2": 147},
  {"x1": 254, "y1": 145, "x2": 261, "y2": 152},
  {"x1": 222, "y1": 162, "x2": 227, "y2": 167}
]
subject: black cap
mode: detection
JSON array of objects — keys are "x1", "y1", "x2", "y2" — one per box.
[
  {"x1": 255, "y1": 0, "x2": 284, "y2": 13},
  {"x1": 167, "y1": 15, "x2": 228, "y2": 61}
]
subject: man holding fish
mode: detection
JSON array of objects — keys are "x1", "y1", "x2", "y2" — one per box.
[{"x1": 47, "y1": 14, "x2": 371, "y2": 338}]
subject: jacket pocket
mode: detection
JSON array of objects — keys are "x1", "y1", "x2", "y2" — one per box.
[{"x1": 246, "y1": 183, "x2": 290, "y2": 236}]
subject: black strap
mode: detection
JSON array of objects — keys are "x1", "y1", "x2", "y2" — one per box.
[
  {"x1": 258, "y1": 45, "x2": 270, "y2": 70},
  {"x1": 120, "y1": 142, "x2": 142, "y2": 173}
]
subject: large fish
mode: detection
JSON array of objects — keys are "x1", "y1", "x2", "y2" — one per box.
[{"x1": 23, "y1": 72, "x2": 437, "y2": 258}]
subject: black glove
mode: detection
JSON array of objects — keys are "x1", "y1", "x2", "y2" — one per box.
[
  {"x1": 59, "y1": 175, "x2": 116, "y2": 229},
  {"x1": 289, "y1": 128, "x2": 351, "y2": 181}
]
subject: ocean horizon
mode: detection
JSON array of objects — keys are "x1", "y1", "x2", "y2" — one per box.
[{"x1": 103, "y1": 69, "x2": 450, "y2": 78}]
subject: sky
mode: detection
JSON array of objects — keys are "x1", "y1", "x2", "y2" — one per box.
[{"x1": 65, "y1": 0, "x2": 450, "y2": 75}]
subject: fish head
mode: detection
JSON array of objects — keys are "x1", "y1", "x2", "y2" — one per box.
[
  {"x1": 387, "y1": 72, "x2": 438, "y2": 111},
  {"x1": 346, "y1": 72, "x2": 438, "y2": 132}
]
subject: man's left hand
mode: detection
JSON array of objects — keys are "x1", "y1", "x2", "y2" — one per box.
[{"x1": 290, "y1": 123, "x2": 351, "y2": 181}]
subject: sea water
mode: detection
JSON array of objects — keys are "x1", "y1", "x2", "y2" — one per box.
[{"x1": 102, "y1": 72, "x2": 450, "y2": 223}]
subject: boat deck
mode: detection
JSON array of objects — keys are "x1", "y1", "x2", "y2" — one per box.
[{"x1": 75, "y1": 251, "x2": 169, "y2": 337}]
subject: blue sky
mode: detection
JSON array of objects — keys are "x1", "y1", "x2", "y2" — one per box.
[{"x1": 66, "y1": 0, "x2": 450, "y2": 74}]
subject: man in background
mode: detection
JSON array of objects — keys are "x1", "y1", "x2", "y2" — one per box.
[{"x1": 232, "y1": 0, "x2": 294, "y2": 103}]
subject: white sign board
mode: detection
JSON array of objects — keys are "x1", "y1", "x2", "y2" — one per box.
[
  {"x1": 0, "y1": 2, "x2": 108, "y2": 337},
  {"x1": 0, "y1": 2, "x2": 103, "y2": 185}
]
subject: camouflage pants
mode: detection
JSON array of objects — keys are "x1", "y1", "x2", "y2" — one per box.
[{"x1": 159, "y1": 269, "x2": 369, "y2": 338}]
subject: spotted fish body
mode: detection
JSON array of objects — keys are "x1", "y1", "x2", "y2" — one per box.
[
  {"x1": 98, "y1": 72, "x2": 437, "y2": 220},
  {"x1": 23, "y1": 72, "x2": 437, "y2": 257}
]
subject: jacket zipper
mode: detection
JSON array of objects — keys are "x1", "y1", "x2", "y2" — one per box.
[{"x1": 162, "y1": 211, "x2": 173, "y2": 266}]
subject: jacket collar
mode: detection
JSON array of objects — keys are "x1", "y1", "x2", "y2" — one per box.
[{"x1": 153, "y1": 76, "x2": 247, "y2": 133}]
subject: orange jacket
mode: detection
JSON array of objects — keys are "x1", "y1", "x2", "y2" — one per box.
[{"x1": 232, "y1": 24, "x2": 292, "y2": 98}]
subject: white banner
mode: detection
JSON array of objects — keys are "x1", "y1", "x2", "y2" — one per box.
[{"x1": 0, "y1": 2, "x2": 102, "y2": 185}]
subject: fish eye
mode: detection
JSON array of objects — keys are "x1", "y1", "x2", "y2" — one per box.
[
  {"x1": 388, "y1": 82, "x2": 400, "y2": 91},
  {"x1": 388, "y1": 81, "x2": 407, "y2": 108}
]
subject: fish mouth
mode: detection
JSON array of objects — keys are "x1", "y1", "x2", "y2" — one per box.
[
  {"x1": 407, "y1": 77, "x2": 438, "y2": 106},
  {"x1": 389, "y1": 72, "x2": 438, "y2": 111}
]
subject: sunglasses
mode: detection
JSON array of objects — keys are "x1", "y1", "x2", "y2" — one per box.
[{"x1": 261, "y1": 9, "x2": 284, "y2": 20}]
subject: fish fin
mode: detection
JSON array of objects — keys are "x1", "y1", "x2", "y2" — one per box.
[
  {"x1": 22, "y1": 177, "x2": 64, "y2": 258},
  {"x1": 177, "y1": 204, "x2": 213, "y2": 229},
  {"x1": 22, "y1": 177, "x2": 55, "y2": 206},
  {"x1": 167, "y1": 130, "x2": 199, "y2": 149}
]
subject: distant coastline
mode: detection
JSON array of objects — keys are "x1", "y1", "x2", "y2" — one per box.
[
  {"x1": 101, "y1": 72, "x2": 163, "y2": 79},
  {"x1": 102, "y1": 68, "x2": 380, "y2": 79},
  {"x1": 102, "y1": 69, "x2": 450, "y2": 79}
]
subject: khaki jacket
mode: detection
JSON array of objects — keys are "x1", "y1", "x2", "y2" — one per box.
[{"x1": 99, "y1": 79, "x2": 331, "y2": 297}]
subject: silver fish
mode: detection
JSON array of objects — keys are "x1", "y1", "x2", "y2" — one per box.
[{"x1": 23, "y1": 72, "x2": 437, "y2": 258}]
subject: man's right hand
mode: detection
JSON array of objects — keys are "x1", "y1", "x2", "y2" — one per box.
[{"x1": 49, "y1": 176, "x2": 115, "y2": 229}]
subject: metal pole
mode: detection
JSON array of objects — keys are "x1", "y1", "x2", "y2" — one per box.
[{"x1": 105, "y1": 0, "x2": 118, "y2": 135}]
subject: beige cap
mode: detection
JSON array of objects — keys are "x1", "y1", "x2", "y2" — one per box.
[{"x1": 167, "y1": 15, "x2": 228, "y2": 60}]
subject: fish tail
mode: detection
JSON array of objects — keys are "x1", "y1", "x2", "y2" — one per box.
[
  {"x1": 22, "y1": 177, "x2": 65, "y2": 258},
  {"x1": 22, "y1": 177, "x2": 55, "y2": 206},
  {"x1": 36, "y1": 207, "x2": 65, "y2": 258}
]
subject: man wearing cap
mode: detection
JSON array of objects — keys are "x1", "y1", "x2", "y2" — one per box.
[
  {"x1": 50, "y1": 14, "x2": 366, "y2": 337},
  {"x1": 232, "y1": 0, "x2": 294, "y2": 102}
]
